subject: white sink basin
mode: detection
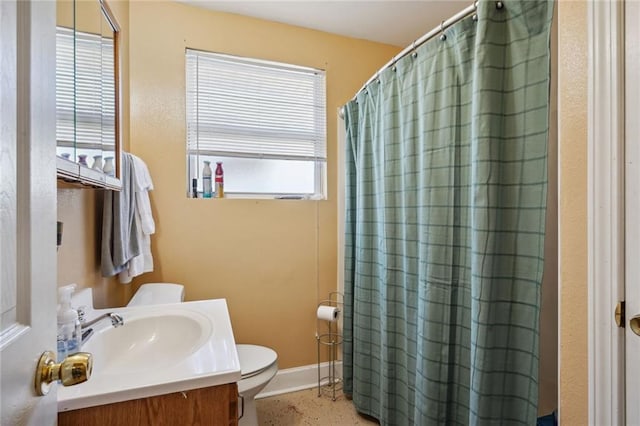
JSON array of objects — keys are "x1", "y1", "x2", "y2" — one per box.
[
  {"x1": 82, "y1": 310, "x2": 212, "y2": 375},
  {"x1": 58, "y1": 299, "x2": 241, "y2": 412}
]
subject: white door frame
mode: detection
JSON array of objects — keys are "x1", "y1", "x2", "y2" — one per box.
[
  {"x1": 587, "y1": 0, "x2": 626, "y2": 424},
  {"x1": 0, "y1": 0, "x2": 58, "y2": 424},
  {"x1": 623, "y1": 1, "x2": 640, "y2": 423}
]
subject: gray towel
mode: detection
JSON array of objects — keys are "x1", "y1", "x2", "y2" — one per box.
[{"x1": 101, "y1": 153, "x2": 140, "y2": 278}]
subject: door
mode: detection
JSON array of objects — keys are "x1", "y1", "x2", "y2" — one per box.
[
  {"x1": 1, "y1": 1, "x2": 58, "y2": 424},
  {"x1": 626, "y1": 1, "x2": 640, "y2": 422}
]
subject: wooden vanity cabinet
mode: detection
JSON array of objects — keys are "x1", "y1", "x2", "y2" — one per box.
[{"x1": 58, "y1": 383, "x2": 238, "y2": 426}]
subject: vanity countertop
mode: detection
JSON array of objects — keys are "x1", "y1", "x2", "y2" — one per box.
[{"x1": 57, "y1": 297, "x2": 241, "y2": 412}]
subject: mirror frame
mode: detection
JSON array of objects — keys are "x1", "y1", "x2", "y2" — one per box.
[
  {"x1": 100, "y1": 0, "x2": 121, "y2": 181},
  {"x1": 56, "y1": 0, "x2": 122, "y2": 190}
]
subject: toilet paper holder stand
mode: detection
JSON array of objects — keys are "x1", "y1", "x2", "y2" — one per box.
[{"x1": 316, "y1": 291, "x2": 343, "y2": 401}]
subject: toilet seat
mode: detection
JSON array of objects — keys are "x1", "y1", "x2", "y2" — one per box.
[{"x1": 237, "y1": 344, "x2": 277, "y2": 379}]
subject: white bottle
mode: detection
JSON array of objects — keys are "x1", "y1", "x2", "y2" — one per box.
[
  {"x1": 103, "y1": 156, "x2": 115, "y2": 176},
  {"x1": 92, "y1": 155, "x2": 103, "y2": 171},
  {"x1": 57, "y1": 284, "x2": 81, "y2": 359},
  {"x1": 202, "y1": 161, "x2": 213, "y2": 198}
]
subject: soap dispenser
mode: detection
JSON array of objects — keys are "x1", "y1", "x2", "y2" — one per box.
[{"x1": 57, "y1": 284, "x2": 81, "y2": 359}]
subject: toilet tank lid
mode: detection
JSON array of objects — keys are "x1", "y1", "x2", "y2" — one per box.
[
  {"x1": 236, "y1": 344, "x2": 278, "y2": 377},
  {"x1": 127, "y1": 283, "x2": 184, "y2": 307}
]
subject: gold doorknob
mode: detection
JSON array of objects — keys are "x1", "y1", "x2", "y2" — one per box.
[
  {"x1": 34, "y1": 351, "x2": 93, "y2": 396},
  {"x1": 631, "y1": 315, "x2": 640, "y2": 337}
]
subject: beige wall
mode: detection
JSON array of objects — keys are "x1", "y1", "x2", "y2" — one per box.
[
  {"x1": 538, "y1": 8, "x2": 558, "y2": 415},
  {"x1": 127, "y1": 2, "x2": 399, "y2": 369},
  {"x1": 57, "y1": 187, "x2": 134, "y2": 307},
  {"x1": 57, "y1": 0, "x2": 131, "y2": 308},
  {"x1": 558, "y1": 0, "x2": 588, "y2": 423}
]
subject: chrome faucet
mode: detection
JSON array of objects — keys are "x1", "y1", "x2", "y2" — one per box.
[
  {"x1": 79, "y1": 312, "x2": 124, "y2": 346},
  {"x1": 81, "y1": 312, "x2": 124, "y2": 329}
]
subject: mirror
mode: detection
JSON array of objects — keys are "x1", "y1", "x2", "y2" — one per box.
[
  {"x1": 56, "y1": 0, "x2": 121, "y2": 187},
  {"x1": 55, "y1": 0, "x2": 74, "y2": 161}
]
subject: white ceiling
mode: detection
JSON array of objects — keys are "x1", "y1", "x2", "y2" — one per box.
[{"x1": 178, "y1": 1, "x2": 471, "y2": 47}]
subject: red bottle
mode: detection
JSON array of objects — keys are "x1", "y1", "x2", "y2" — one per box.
[{"x1": 215, "y1": 162, "x2": 224, "y2": 198}]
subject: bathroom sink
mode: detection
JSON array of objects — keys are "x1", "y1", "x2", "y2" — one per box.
[
  {"x1": 82, "y1": 309, "x2": 212, "y2": 375},
  {"x1": 58, "y1": 299, "x2": 241, "y2": 412}
]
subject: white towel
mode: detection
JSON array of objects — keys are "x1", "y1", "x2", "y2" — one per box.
[
  {"x1": 132, "y1": 154, "x2": 155, "y2": 234},
  {"x1": 118, "y1": 154, "x2": 155, "y2": 284}
]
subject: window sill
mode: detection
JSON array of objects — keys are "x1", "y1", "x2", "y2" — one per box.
[{"x1": 189, "y1": 193, "x2": 325, "y2": 201}]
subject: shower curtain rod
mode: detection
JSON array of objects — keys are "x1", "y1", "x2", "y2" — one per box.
[{"x1": 345, "y1": 0, "x2": 498, "y2": 108}]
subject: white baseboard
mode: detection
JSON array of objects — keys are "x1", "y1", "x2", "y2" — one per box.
[{"x1": 256, "y1": 361, "x2": 343, "y2": 399}]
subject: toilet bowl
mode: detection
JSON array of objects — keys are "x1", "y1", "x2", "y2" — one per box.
[
  {"x1": 236, "y1": 344, "x2": 278, "y2": 426},
  {"x1": 127, "y1": 283, "x2": 278, "y2": 426}
]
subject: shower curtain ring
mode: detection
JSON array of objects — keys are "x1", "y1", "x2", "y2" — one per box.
[
  {"x1": 439, "y1": 21, "x2": 447, "y2": 41},
  {"x1": 496, "y1": 1, "x2": 504, "y2": 9},
  {"x1": 411, "y1": 41, "x2": 417, "y2": 58}
]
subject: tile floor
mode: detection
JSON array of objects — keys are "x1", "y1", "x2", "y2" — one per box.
[{"x1": 256, "y1": 388, "x2": 379, "y2": 425}]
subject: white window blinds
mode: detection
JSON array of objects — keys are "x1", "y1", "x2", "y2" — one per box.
[
  {"x1": 56, "y1": 27, "x2": 115, "y2": 150},
  {"x1": 185, "y1": 49, "x2": 327, "y2": 163},
  {"x1": 56, "y1": 27, "x2": 76, "y2": 147}
]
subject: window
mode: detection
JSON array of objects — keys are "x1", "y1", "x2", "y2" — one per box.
[
  {"x1": 185, "y1": 49, "x2": 327, "y2": 199},
  {"x1": 56, "y1": 27, "x2": 115, "y2": 160}
]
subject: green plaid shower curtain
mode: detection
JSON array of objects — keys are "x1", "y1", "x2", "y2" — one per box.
[{"x1": 343, "y1": 1, "x2": 554, "y2": 424}]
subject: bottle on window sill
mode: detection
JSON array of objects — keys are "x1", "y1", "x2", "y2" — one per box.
[
  {"x1": 192, "y1": 178, "x2": 198, "y2": 198},
  {"x1": 215, "y1": 161, "x2": 224, "y2": 198},
  {"x1": 203, "y1": 161, "x2": 213, "y2": 198}
]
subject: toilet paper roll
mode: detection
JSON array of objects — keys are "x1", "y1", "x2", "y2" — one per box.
[{"x1": 317, "y1": 305, "x2": 339, "y2": 322}]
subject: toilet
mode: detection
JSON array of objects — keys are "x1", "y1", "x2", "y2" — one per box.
[
  {"x1": 235, "y1": 344, "x2": 278, "y2": 425},
  {"x1": 128, "y1": 283, "x2": 278, "y2": 426}
]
